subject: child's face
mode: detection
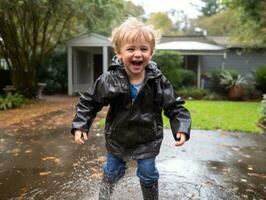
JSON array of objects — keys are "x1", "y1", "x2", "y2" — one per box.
[{"x1": 117, "y1": 37, "x2": 152, "y2": 77}]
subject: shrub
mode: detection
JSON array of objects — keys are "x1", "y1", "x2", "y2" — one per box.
[
  {"x1": 209, "y1": 68, "x2": 240, "y2": 96},
  {"x1": 240, "y1": 73, "x2": 262, "y2": 100},
  {"x1": 153, "y1": 51, "x2": 196, "y2": 89},
  {"x1": 38, "y1": 49, "x2": 67, "y2": 94},
  {"x1": 252, "y1": 65, "x2": 266, "y2": 93},
  {"x1": 178, "y1": 69, "x2": 197, "y2": 87},
  {"x1": 220, "y1": 70, "x2": 246, "y2": 89},
  {"x1": 153, "y1": 51, "x2": 183, "y2": 69},
  {"x1": 0, "y1": 92, "x2": 26, "y2": 110},
  {"x1": 201, "y1": 92, "x2": 224, "y2": 101},
  {"x1": 177, "y1": 87, "x2": 208, "y2": 99}
]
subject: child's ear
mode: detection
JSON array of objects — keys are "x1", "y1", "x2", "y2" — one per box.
[
  {"x1": 117, "y1": 54, "x2": 122, "y2": 59},
  {"x1": 149, "y1": 51, "x2": 153, "y2": 60},
  {"x1": 115, "y1": 49, "x2": 121, "y2": 59}
]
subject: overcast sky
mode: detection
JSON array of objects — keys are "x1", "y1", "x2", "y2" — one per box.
[{"x1": 129, "y1": 0, "x2": 204, "y2": 19}]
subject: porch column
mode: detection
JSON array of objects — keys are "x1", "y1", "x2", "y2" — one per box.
[
  {"x1": 67, "y1": 46, "x2": 73, "y2": 95},
  {"x1": 103, "y1": 46, "x2": 108, "y2": 73},
  {"x1": 197, "y1": 56, "x2": 201, "y2": 88},
  {"x1": 222, "y1": 51, "x2": 227, "y2": 69}
]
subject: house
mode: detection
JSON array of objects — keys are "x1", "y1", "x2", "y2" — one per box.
[
  {"x1": 157, "y1": 36, "x2": 266, "y2": 88},
  {"x1": 67, "y1": 34, "x2": 266, "y2": 95},
  {"x1": 67, "y1": 33, "x2": 114, "y2": 95}
]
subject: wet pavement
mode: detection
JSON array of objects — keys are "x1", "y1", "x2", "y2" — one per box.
[{"x1": 0, "y1": 126, "x2": 265, "y2": 200}]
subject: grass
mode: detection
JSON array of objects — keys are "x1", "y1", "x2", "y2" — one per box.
[
  {"x1": 163, "y1": 100, "x2": 261, "y2": 133},
  {"x1": 99, "y1": 101, "x2": 262, "y2": 133}
]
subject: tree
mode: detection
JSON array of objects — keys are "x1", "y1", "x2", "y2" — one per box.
[
  {"x1": 0, "y1": 0, "x2": 124, "y2": 97},
  {"x1": 222, "y1": 0, "x2": 266, "y2": 46},
  {"x1": 123, "y1": 1, "x2": 145, "y2": 18},
  {"x1": 194, "y1": 9, "x2": 239, "y2": 35},
  {"x1": 89, "y1": 0, "x2": 144, "y2": 36},
  {"x1": 147, "y1": 12, "x2": 176, "y2": 36},
  {"x1": 83, "y1": 0, "x2": 125, "y2": 36},
  {"x1": 199, "y1": 0, "x2": 223, "y2": 16}
]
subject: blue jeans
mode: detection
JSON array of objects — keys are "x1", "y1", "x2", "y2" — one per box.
[{"x1": 103, "y1": 152, "x2": 159, "y2": 186}]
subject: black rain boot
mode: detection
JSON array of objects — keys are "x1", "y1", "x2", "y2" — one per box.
[
  {"x1": 140, "y1": 181, "x2": 158, "y2": 200},
  {"x1": 98, "y1": 176, "x2": 114, "y2": 200}
]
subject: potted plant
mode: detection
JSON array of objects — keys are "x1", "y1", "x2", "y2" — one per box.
[
  {"x1": 220, "y1": 70, "x2": 246, "y2": 100},
  {"x1": 257, "y1": 94, "x2": 266, "y2": 133}
]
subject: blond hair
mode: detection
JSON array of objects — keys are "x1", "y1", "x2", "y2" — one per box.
[{"x1": 111, "y1": 17, "x2": 160, "y2": 54}]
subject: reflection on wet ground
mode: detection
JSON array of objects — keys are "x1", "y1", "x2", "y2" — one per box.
[{"x1": 0, "y1": 128, "x2": 266, "y2": 200}]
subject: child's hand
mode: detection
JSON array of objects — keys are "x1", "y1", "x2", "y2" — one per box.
[
  {"x1": 175, "y1": 132, "x2": 186, "y2": 147},
  {"x1": 74, "y1": 130, "x2": 88, "y2": 144}
]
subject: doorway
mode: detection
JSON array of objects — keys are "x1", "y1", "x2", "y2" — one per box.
[{"x1": 93, "y1": 54, "x2": 103, "y2": 82}]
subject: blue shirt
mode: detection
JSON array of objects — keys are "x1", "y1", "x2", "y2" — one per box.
[{"x1": 130, "y1": 82, "x2": 144, "y2": 102}]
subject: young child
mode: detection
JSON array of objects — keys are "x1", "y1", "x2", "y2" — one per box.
[{"x1": 71, "y1": 17, "x2": 191, "y2": 200}]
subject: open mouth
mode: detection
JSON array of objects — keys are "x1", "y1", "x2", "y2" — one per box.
[{"x1": 131, "y1": 61, "x2": 143, "y2": 66}]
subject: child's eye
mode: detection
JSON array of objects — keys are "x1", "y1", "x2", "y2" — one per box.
[
  {"x1": 126, "y1": 48, "x2": 134, "y2": 52},
  {"x1": 141, "y1": 48, "x2": 148, "y2": 52}
]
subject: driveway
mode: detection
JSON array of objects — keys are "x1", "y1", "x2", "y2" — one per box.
[{"x1": 0, "y1": 97, "x2": 265, "y2": 199}]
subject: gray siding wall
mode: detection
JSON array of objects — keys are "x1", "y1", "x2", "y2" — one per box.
[
  {"x1": 201, "y1": 55, "x2": 224, "y2": 73},
  {"x1": 224, "y1": 50, "x2": 266, "y2": 75},
  {"x1": 201, "y1": 50, "x2": 266, "y2": 75}
]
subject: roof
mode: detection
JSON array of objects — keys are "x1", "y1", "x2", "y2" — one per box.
[
  {"x1": 156, "y1": 41, "x2": 225, "y2": 55},
  {"x1": 161, "y1": 35, "x2": 266, "y2": 49},
  {"x1": 160, "y1": 35, "x2": 213, "y2": 44},
  {"x1": 157, "y1": 41, "x2": 225, "y2": 51},
  {"x1": 207, "y1": 36, "x2": 228, "y2": 46},
  {"x1": 67, "y1": 33, "x2": 111, "y2": 47}
]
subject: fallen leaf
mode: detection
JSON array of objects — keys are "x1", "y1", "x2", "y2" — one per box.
[
  {"x1": 73, "y1": 163, "x2": 78, "y2": 167},
  {"x1": 25, "y1": 149, "x2": 32, "y2": 153},
  {"x1": 12, "y1": 148, "x2": 21, "y2": 154},
  {"x1": 54, "y1": 172, "x2": 65, "y2": 176},
  {"x1": 248, "y1": 173, "x2": 266, "y2": 179},
  {"x1": 240, "y1": 178, "x2": 247, "y2": 182},
  {"x1": 39, "y1": 171, "x2": 51, "y2": 176},
  {"x1": 232, "y1": 147, "x2": 240, "y2": 151},
  {"x1": 54, "y1": 158, "x2": 62, "y2": 164},
  {"x1": 42, "y1": 156, "x2": 56, "y2": 161}
]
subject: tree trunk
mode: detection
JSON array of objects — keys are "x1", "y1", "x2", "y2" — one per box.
[{"x1": 11, "y1": 65, "x2": 37, "y2": 98}]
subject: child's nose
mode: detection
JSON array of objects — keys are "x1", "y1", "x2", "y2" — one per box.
[{"x1": 134, "y1": 50, "x2": 141, "y2": 57}]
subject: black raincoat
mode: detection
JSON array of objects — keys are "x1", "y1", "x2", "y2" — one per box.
[{"x1": 71, "y1": 57, "x2": 191, "y2": 160}]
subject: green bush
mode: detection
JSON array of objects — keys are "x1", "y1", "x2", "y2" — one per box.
[
  {"x1": 209, "y1": 68, "x2": 239, "y2": 95},
  {"x1": 220, "y1": 70, "x2": 246, "y2": 89},
  {"x1": 202, "y1": 92, "x2": 224, "y2": 101},
  {"x1": 153, "y1": 51, "x2": 196, "y2": 89},
  {"x1": 176, "y1": 87, "x2": 222, "y2": 100},
  {"x1": 0, "y1": 92, "x2": 26, "y2": 110},
  {"x1": 252, "y1": 65, "x2": 266, "y2": 93},
  {"x1": 153, "y1": 51, "x2": 183, "y2": 69},
  {"x1": 179, "y1": 69, "x2": 197, "y2": 87},
  {"x1": 38, "y1": 49, "x2": 67, "y2": 94}
]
